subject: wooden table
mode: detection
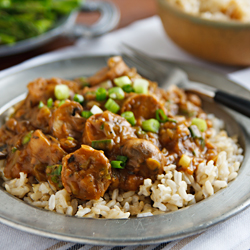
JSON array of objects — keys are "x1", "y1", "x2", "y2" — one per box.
[{"x1": 0, "y1": 0, "x2": 157, "y2": 71}]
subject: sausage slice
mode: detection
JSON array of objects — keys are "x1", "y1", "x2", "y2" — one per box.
[
  {"x1": 121, "y1": 94, "x2": 166, "y2": 120},
  {"x1": 61, "y1": 145, "x2": 112, "y2": 200}
]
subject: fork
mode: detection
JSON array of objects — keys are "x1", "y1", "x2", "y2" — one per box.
[{"x1": 121, "y1": 44, "x2": 250, "y2": 118}]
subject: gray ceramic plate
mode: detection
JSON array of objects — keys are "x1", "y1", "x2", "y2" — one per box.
[{"x1": 0, "y1": 55, "x2": 249, "y2": 245}]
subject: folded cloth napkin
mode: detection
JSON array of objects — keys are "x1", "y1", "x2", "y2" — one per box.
[{"x1": 0, "y1": 16, "x2": 249, "y2": 250}]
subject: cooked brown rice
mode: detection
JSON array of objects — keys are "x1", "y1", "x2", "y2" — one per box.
[{"x1": 1, "y1": 115, "x2": 243, "y2": 219}]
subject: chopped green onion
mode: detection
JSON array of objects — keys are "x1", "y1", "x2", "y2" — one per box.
[
  {"x1": 81, "y1": 110, "x2": 93, "y2": 119},
  {"x1": 142, "y1": 119, "x2": 160, "y2": 133},
  {"x1": 156, "y1": 109, "x2": 177, "y2": 123},
  {"x1": 105, "y1": 98, "x2": 120, "y2": 113},
  {"x1": 200, "y1": 138, "x2": 206, "y2": 149},
  {"x1": 90, "y1": 105, "x2": 103, "y2": 114},
  {"x1": 191, "y1": 118, "x2": 207, "y2": 132},
  {"x1": 114, "y1": 76, "x2": 132, "y2": 87},
  {"x1": 67, "y1": 137, "x2": 74, "y2": 141},
  {"x1": 156, "y1": 109, "x2": 167, "y2": 123},
  {"x1": 58, "y1": 100, "x2": 65, "y2": 107},
  {"x1": 54, "y1": 84, "x2": 70, "y2": 100},
  {"x1": 11, "y1": 147, "x2": 17, "y2": 153},
  {"x1": 38, "y1": 101, "x2": 44, "y2": 109},
  {"x1": 96, "y1": 87, "x2": 107, "y2": 101},
  {"x1": 122, "y1": 84, "x2": 134, "y2": 93},
  {"x1": 22, "y1": 131, "x2": 33, "y2": 145},
  {"x1": 51, "y1": 176, "x2": 59, "y2": 183},
  {"x1": 108, "y1": 87, "x2": 125, "y2": 100},
  {"x1": 100, "y1": 80, "x2": 113, "y2": 89},
  {"x1": 188, "y1": 125, "x2": 201, "y2": 138},
  {"x1": 111, "y1": 161, "x2": 125, "y2": 169},
  {"x1": 47, "y1": 98, "x2": 53, "y2": 108},
  {"x1": 91, "y1": 139, "x2": 114, "y2": 150},
  {"x1": 116, "y1": 155, "x2": 128, "y2": 167},
  {"x1": 53, "y1": 165, "x2": 62, "y2": 176},
  {"x1": 121, "y1": 111, "x2": 136, "y2": 126},
  {"x1": 133, "y1": 79, "x2": 149, "y2": 94},
  {"x1": 136, "y1": 127, "x2": 146, "y2": 136},
  {"x1": 73, "y1": 94, "x2": 84, "y2": 104}
]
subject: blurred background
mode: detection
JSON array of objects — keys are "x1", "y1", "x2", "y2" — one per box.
[{"x1": 0, "y1": 0, "x2": 156, "y2": 70}]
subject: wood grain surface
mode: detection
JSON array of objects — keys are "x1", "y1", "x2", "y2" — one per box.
[{"x1": 0, "y1": 0, "x2": 157, "y2": 70}]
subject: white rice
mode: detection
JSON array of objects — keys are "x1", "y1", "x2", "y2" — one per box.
[
  {"x1": 1, "y1": 116, "x2": 244, "y2": 219},
  {"x1": 167, "y1": 0, "x2": 250, "y2": 22}
]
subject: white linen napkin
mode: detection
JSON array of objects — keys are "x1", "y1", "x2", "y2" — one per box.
[{"x1": 0, "y1": 16, "x2": 249, "y2": 250}]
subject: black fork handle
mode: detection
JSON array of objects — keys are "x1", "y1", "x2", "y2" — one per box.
[{"x1": 214, "y1": 90, "x2": 250, "y2": 118}]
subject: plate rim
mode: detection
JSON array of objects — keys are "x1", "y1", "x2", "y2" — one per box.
[{"x1": 0, "y1": 54, "x2": 249, "y2": 245}]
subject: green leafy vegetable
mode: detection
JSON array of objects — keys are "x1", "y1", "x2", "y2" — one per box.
[{"x1": 0, "y1": 0, "x2": 81, "y2": 45}]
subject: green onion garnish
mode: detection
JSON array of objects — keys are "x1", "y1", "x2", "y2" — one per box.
[
  {"x1": 100, "y1": 80, "x2": 113, "y2": 89},
  {"x1": 116, "y1": 155, "x2": 128, "y2": 167},
  {"x1": 108, "y1": 87, "x2": 125, "y2": 100},
  {"x1": 81, "y1": 110, "x2": 93, "y2": 119},
  {"x1": 11, "y1": 147, "x2": 17, "y2": 153},
  {"x1": 67, "y1": 137, "x2": 74, "y2": 141},
  {"x1": 191, "y1": 118, "x2": 207, "y2": 132},
  {"x1": 91, "y1": 139, "x2": 114, "y2": 150},
  {"x1": 90, "y1": 105, "x2": 103, "y2": 114},
  {"x1": 58, "y1": 100, "x2": 65, "y2": 107},
  {"x1": 54, "y1": 84, "x2": 70, "y2": 100},
  {"x1": 111, "y1": 161, "x2": 125, "y2": 169},
  {"x1": 22, "y1": 131, "x2": 33, "y2": 145},
  {"x1": 156, "y1": 109, "x2": 177, "y2": 123},
  {"x1": 156, "y1": 109, "x2": 167, "y2": 123},
  {"x1": 114, "y1": 76, "x2": 132, "y2": 87},
  {"x1": 121, "y1": 111, "x2": 136, "y2": 126},
  {"x1": 136, "y1": 127, "x2": 146, "y2": 136},
  {"x1": 54, "y1": 165, "x2": 62, "y2": 176},
  {"x1": 122, "y1": 84, "x2": 134, "y2": 93},
  {"x1": 188, "y1": 125, "x2": 201, "y2": 139},
  {"x1": 96, "y1": 87, "x2": 107, "y2": 101},
  {"x1": 47, "y1": 98, "x2": 53, "y2": 108},
  {"x1": 200, "y1": 138, "x2": 206, "y2": 149},
  {"x1": 142, "y1": 119, "x2": 160, "y2": 133},
  {"x1": 104, "y1": 98, "x2": 120, "y2": 113},
  {"x1": 38, "y1": 101, "x2": 44, "y2": 109},
  {"x1": 133, "y1": 79, "x2": 149, "y2": 94},
  {"x1": 73, "y1": 94, "x2": 84, "y2": 104},
  {"x1": 51, "y1": 176, "x2": 59, "y2": 183}
]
